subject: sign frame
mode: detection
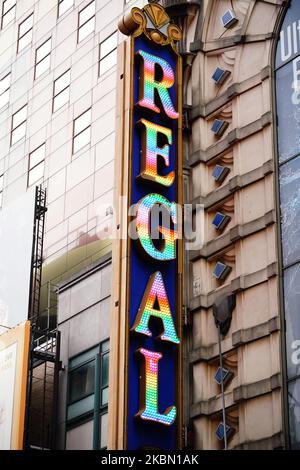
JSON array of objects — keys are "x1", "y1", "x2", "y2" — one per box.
[{"x1": 120, "y1": 3, "x2": 183, "y2": 450}]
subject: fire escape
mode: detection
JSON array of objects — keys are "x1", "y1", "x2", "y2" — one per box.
[{"x1": 24, "y1": 186, "x2": 61, "y2": 450}]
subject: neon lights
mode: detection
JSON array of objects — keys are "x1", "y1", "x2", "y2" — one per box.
[
  {"x1": 136, "y1": 50, "x2": 179, "y2": 119},
  {"x1": 132, "y1": 271, "x2": 180, "y2": 344},
  {"x1": 125, "y1": 6, "x2": 182, "y2": 444},
  {"x1": 136, "y1": 193, "x2": 177, "y2": 261},
  {"x1": 138, "y1": 118, "x2": 175, "y2": 187},
  {"x1": 136, "y1": 348, "x2": 177, "y2": 426}
]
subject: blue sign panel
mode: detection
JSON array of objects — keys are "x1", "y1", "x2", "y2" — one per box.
[{"x1": 121, "y1": 4, "x2": 182, "y2": 450}]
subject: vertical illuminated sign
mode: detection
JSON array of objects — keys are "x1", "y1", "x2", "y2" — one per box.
[{"x1": 118, "y1": 3, "x2": 183, "y2": 449}]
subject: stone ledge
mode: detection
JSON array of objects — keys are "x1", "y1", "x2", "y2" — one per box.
[
  {"x1": 233, "y1": 373, "x2": 281, "y2": 403},
  {"x1": 232, "y1": 316, "x2": 280, "y2": 347},
  {"x1": 190, "y1": 377, "x2": 281, "y2": 419},
  {"x1": 191, "y1": 67, "x2": 271, "y2": 121},
  {"x1": 190, "y1": 112, "x2": 272, "y2": 166},
  {"x1": 190, "y1": 262, "x2": 278, "y2": 311},
  {"x1": 190, "y1": 210, "x2": 276, "y2": 262},
  {"x1": 190, "y1": 33, "x2": 274, "y2": 53},
  {"x1": 190, "y1": 315, "x2": 280, "y2": 363},
  {"x1": 190, "y1": 392, "x2": 234, "y2": 418},
  {"x1": 191, "y1": 160, "x2": 274, "y2": 210},
  {"x1": 233, "y1": 431, "x2": 284, "y2": 450}
]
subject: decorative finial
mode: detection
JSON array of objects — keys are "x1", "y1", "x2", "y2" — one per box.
[{"x1": 118, "y1": 2, "x2": 182, "y2": 51}]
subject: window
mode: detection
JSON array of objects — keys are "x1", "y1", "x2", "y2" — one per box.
[
  {"x1": 35, "y1": 38, "x2": 51, "y2": 79},
  {"x1": 0, "y1": 72, "x2": 11, "y2": 109},
  {"x1": 78, "y1": 0, "x2": 95, "y2": 43},
  {"x1": 1, "y1": 0, "x2": 16, "y2": 28},
  {"x1": 99, "y1": 31, "x2": 117, "y2": 76},
  {"x1": 53, "y1": 69, "x2": 71, "y2": 113},
  {"x1": 275, "y1": 0, "x2": 300, "y2": 450},
  {"x1": 0, "y1": 173, "x2": 3, "y2": 207},
  {"x1": 28, "y1": 143, "x2": 45, "y2": 187},
  {"x1": 58, "y1": 0, "x2": 73, "y2": 17},
  {"x1": 11, "y1": 104, "x2": 27, "y2": 145},
  {"x1": 73, "y1": 108, "x2": 91, "y2": 154},
  {"x1": 18, "y1": 13, "x2": 33, "y2": 53},
  {"x1": 67, "y1": 340, "x2": 109, "y2": 449}
]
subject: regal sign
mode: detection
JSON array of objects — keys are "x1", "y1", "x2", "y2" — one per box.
[{"x1": 118, "y1": 3, "x2": 183, "y2": 449}]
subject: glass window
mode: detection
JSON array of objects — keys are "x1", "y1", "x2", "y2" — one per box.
[
  {"x1": 288, "y1": 379, "x2": 300, "y2": 449},
  {"x1": 11, "y1": 104, "x2": 27, "y2": 145},
  {"x1": 28, "y1": 163, "x2": 44, "y2": 187},
  {"x1": 18, "y1": 13, "x2": 33, "y2": 53},
  {"x1": 0, "y1": 173, "x2": 3, "y2": 207},
  {"x1": 53, "y1": 69, "x2": 70, "y2": 112},
  {"x1": 73, "y1": 108, "x2": 91, "y2": 153},
  {"x1": 0, "y1": 72, "x2": 11, "y2": 109},
  {"x1": 28, "y1": 143, "x2": 45, "y2": 187},
  {"x1": 69, "y1": 345, "x2": 99, "y2": 369},
  {"x1": 1, "y1": 0, "x2": 16, "y2": 29},
  {"x1": 279, "y1": 156, "x2": 300, "y2": 266},
  {"x1": 12, "y1": 104, "x2": 27, "y2": 128},
  {"x1": 276, "y1": 62, "x2": 300, "y2": 163},
  {"x1": 69, "y1": 361, "x2": 95, "y2": 403},
  {"x1": 78, "y1": 1, "x2": 95, "y2": 43},
  {"x1": 283, "y1": 264, "x2": 300, "y2": 379},
  {"x1": 275, "y1": 2, "x2": 300, "y2": 69},
  {"x1": 100, "y1": 412, "x2": 108, "y2": 449},
  {"x1": 276, "y1": 1, "x2": 300, "y2": 449},
  {"x1": 99, "y1": 32, "x2": 117, "y2": 76},
  {"x1": 67, "y1": 339, "x2": 110, "y2": 435},
  {"x1": 35, "y1": 38, "x2": 51, "y2": 79},
  {"x1": 74, "y1": 108, "x2": 91, "y2": 135},
  {"x1": 58, "y1": 0, "x2": 73, "y2": 17}
]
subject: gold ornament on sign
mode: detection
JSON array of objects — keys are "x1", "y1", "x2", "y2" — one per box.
[{"x1": 118, "y1": 3, "x2": 182, "y2": 51}]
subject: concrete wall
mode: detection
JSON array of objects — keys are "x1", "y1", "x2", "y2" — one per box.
[{"x1": 56, "y1": 256, "x2": 111, "y2": 450}]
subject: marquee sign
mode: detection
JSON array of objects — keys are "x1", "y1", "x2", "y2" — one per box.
[{"x1": 118, "y1": 3, "x2": 183, "y2": 449}]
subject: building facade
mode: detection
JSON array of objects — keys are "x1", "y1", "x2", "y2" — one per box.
[{"x1": 0, "y1": 0, "x2": 300, "y2": 451}]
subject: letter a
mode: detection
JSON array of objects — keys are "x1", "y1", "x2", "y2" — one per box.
[{"x1": 131, "y1": 271, "x2": 179, "y2": 344}]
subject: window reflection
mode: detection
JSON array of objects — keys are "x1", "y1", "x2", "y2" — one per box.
[
  {"x1": 58, "y1": 0, "x2": 73, "y2": 18},
  {"x1": 28, "y1": 143, "x2": 45, "y2": 187},
  {"x1": 18, "y1": 13, "x2": 33, "y2": 53},
  {"x1": 276, "y1": 63, "x2": 300, "y2": 163},
  {"x1": 99, "y1": 32, "x2": 117, "y2": 77},
  {"x1": 283, "y1": 264, "x2": 300, "y2": 379},
  {"x1": 289, "y1": 379, "x2": 300, "y2": 449},
  {"x1": 280, "y1": 156, "x2": 300, "y2": 266},
  {"x1": 0, "y1": 72, "x2": 11, "y2": 109},
  {"x1": 73, "y1": 109, "x2": 92, "y2": 154},
  {"x1": 53, "y1": 69, "x2": 71, "y2": 113},
  {"x1": 1, "y1": 0, "x2": 16, "y2": 29},
  {"x1": 78, "y1": 1, "x2": 95, "y2": 43},
  {"x1": 0, "y1": 173, "x2": 3, "y2": 207},
  {"x1": 35, "y1": 38, "x2": 51, "y2": 79}
]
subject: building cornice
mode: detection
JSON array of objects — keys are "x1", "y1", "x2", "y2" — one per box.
[
  {"x1": 190, "y1": 316, "x2": 280, "y2": 364},
  {"x1": 190, "y1": 262, "x2": 278, "y2": 311},
  {"x1": 190, "y1": 112, "x2": 272, "y2": 165},
  {"x1": 190, "y1": 210, "x2": 276, "y2": 262}
]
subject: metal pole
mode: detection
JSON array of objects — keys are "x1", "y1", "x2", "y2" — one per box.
[
  {"x1": 93, "y1": 353, "x2": 101, "y2": 450},
  {"x1": 217, "y1": 324, "x2": 227, "y2": 450}
]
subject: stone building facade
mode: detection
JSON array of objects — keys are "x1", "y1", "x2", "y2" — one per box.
[{"x1": 171, "y1": 0, "x2": 289, "y2": 450}]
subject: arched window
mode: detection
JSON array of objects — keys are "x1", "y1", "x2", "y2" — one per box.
[{"x1": 276, "y1": 0, "x2": 300, "y2": 450}]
